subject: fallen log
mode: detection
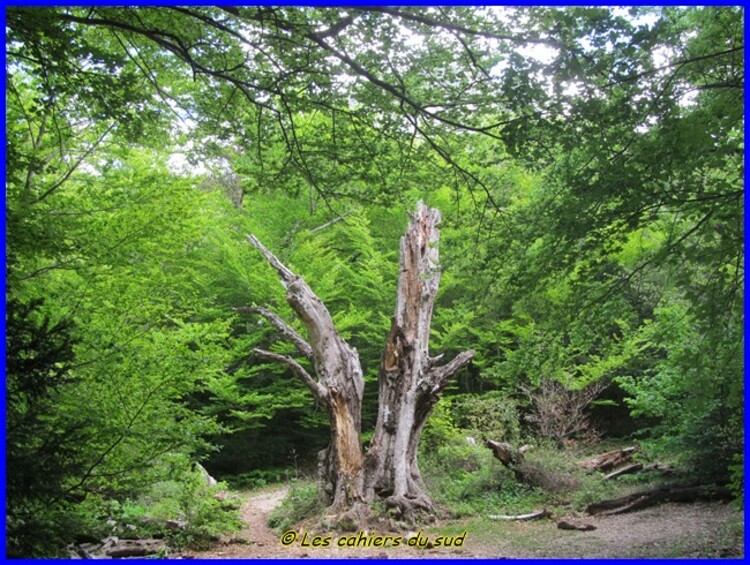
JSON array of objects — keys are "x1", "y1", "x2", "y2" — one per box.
[
  {"x1": 489, "y1": 509, "x2": 552, "y2": 521},
  {"x1": 643, "y1": 462, "x2": 676, "y2": 475},
  {"x1": 603, "y1": 463, "x2": 643, "y2": 481},
  {"x1": 71, "y1": 536, "x2": 166, "y2": 559},
  {"x1": 557, "y1": 520, "x2": 596, "y2": 531},
  {"x1": 578, "y1": 446, "x2": 637, "y2": 472},
  {"x1": 485, "y1": 440, "x2": 577, "y2": 492},
  {"x1": 585, "y1": 484, "x2": 732, "y2": 516},
  {"x1": 105, "y1": 539, "x2": 166, "y2": 558}
]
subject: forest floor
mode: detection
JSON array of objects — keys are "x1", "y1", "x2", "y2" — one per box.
[{"x1": 183, "y1": 484, "x2": 743, "y2": 559}]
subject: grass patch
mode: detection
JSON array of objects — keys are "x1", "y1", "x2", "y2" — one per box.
[
  {"x1": 223, "y1": 468, "x2": 296, "y2": 490},
  {"x1": 420, "y1": 437, "x2": 650, "y2": 518},
  {"x1": 267, "y1": 481, "x2": 321, "y2": 532}
]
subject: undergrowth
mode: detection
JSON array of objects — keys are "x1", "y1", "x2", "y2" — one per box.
[{"x1": 267, "y1": 481, "x2": 321, "y2": 532}]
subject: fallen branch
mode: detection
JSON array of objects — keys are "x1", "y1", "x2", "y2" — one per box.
[
  {"x1": 308, "y1": 211, "x2": 353, "y2": 234},
  {"x1": 485, "y1": 440, "x2": 576, "y2": 492},
  {"x1": 643, "y1": 462, "x2": 677, "y2": 476},
  {"x1": 578, "y1": 446, "x2": 637, "y2": 472},
  {"x1": 485, "y1": 440, "x2": 523, "y2": 468},
  {"x1": 603, "y1": 463, "x2": 643, "y2": 481},
  {"x1": 558, "y1": 520, "x2": 596, "y2": 531},
  {"x1": 489, "y1": 509, "x2": 552, "y2": 521},
  {"x1": 585, "y1": 484, "x2": 733, "y2": 516}
]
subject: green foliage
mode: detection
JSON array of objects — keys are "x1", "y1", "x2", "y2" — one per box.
[
  {"x1": 141, "y1": 458, "x2": 242, "y2": 550},
  {"x1": 420, "y1": 439, "x2": 519, "y2": 518},
  {"x1": 420, "y1": 398, "x2": 463, "y2": 453},
  {"x1": 224, "y1": 469, "x2": 295, "y2": 490},
  {"x1": 450, "y1": 392, "x2": 522, "y2": 444},
  {"x1": 727, "y1": 453, "x2": 743, "y2": 508},
  {"x1": 267, "y1": 482, "x2": 322, "y2": 532},
  {"x1": 617, "y1": 300, "x2": 742, "y2": 484},
  {"x1": 5, "y1": 298, "x2": 82, "y2": 556},
  {"x1": 68, "y1": 456, "x2": 242, "y2": 552}
]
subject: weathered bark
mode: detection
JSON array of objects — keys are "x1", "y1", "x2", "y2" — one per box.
[
  {"x1": 364, "y1": 203, "x2": 474, "y2": 519},
  {"x1": 578, "y1": 446, "x2": 638, "y2": 473},
  {"x1": 246, "y1": 234, "x2": 366, "y2": 521},
  {"x1": 245, "y1": 202, "x2": 473, "y2": 525},
  {"x1": 485, "y1": 440, "x2": 532, "y2": 483},
  {"x1": 603, "y1": 462, "x2": 643, "y2": 481},
  {"x1": 585, "y1": 484, "x2": 732, "y2": 516},
  {"x1": 485, "y1": 440, "x2": 578, "y2": 492},
  {"x1": 72, "y1": 537, "x2": 166, "y2": 559},
  {"x1": 642, "y1": 462, "x2": 676, "y2": 476}
]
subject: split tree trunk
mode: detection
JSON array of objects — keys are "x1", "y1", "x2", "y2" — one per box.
[
  {"x1": 364, "y1": 204, "x2": 474, "y2": 520},
  {"x1": 245, "y1": 202, "x2": 473, "y2": 526}
]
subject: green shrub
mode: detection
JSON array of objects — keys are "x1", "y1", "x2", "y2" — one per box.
[
  {"x1": 421, "y1": 398, "x2": 463, "y2": 452},
  {"x1": 224, "y1": 468, "x2": 291, "y2": 490},
  {"x1": 420, "y1": 437, "x2": 546, "y2": 517},
  {"x1": 450, "y1": 392, "x2": 521, "y2": 444},
  {"x1": 433, "y1": 442, "x2": 483, "y2": 473},
  {"x1": 267, "y1": 482, "x2": 321, "y2": 532},
  {"x1": 728, "y1": 452, "x2": 743, "y2": 508},
  {"x1": 140, "y1": 456, "x2": 242, "y2": 550},
  {"x1": 513, "y1": 442, "x2": 582, "y2": 493}
]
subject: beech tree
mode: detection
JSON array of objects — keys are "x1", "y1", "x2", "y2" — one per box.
[{"x1": 245, "y1": 202, "x2": 473, "y2": 525}]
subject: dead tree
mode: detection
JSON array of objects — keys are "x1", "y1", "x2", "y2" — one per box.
[
  {"x1": 485, "y1": 440, "x2": 578, "y2": 492},
  {"x1": 578, "y1": 446, "x2": 638, "y2": 473},
  {"x1": 364, "y1": 204, "x2": 474, "y2": 520},
  {"x1": 245, "y1": 202, "x2": 474, "y2": 525},
  {"x1": 247, "y1": 234, "x2": 367, "y2": 524}
]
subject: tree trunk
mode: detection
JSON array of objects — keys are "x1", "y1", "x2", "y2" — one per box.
[
  {"x1": 245, "y1": 202, "x2": 473, "y2": 526},
  {"x1": 247, "y1": 234, "x2": 367, "y2": 524},
  {"x1": 363, "y1": 203, "x2": 474, "y2": 520}
]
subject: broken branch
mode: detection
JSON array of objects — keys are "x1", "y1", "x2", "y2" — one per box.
[
  {"x1": 579, "y1": 446, "x2": 638, "y2": 472},
  {"x1": 603, "y1": 463, "x2": 643, "y2": 481},
  {"x1": 426, "y1": 349, "x2": 475, "y2": 390},
  {"x1": 247, "y1": 234, "x2": 296, "y2": 285},
  {"x1": 585, "y1": 484, "x2": 732, "y2": 516}
]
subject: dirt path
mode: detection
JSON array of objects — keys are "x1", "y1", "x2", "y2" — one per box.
[
  {"x1": 183, "y1": 485, "x2": 292, "y2": 558},
  {"x1": 184, "y1": 486, "x2": 742, "y2": 559}
]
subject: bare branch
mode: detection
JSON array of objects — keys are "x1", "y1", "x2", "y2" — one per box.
[
  {"x1": 234, "y1": 306, "x2": 313, "y2": 359},
  {"x1": 247, "y1": 234, "x2": 297, "y2": 285},
  {"x1": 34, "y1": 122, "x2": 116, "y2": 203},
  {"x1": 247, "y1": 233, "x2": 364, "y2": 401},
  {"x1": 308, "y1": 211, "x2": 353, "y2": 235},
  {"x1": 254, "y1": 348, "x2": 328, "y2": 405},
  {"x1": 426, "y1": 349, "x2": 475, "y2": 391}
]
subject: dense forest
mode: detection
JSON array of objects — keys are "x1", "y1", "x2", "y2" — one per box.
[{"x1": 5, "y1": 5, "x2": 743, "y2": 558}]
